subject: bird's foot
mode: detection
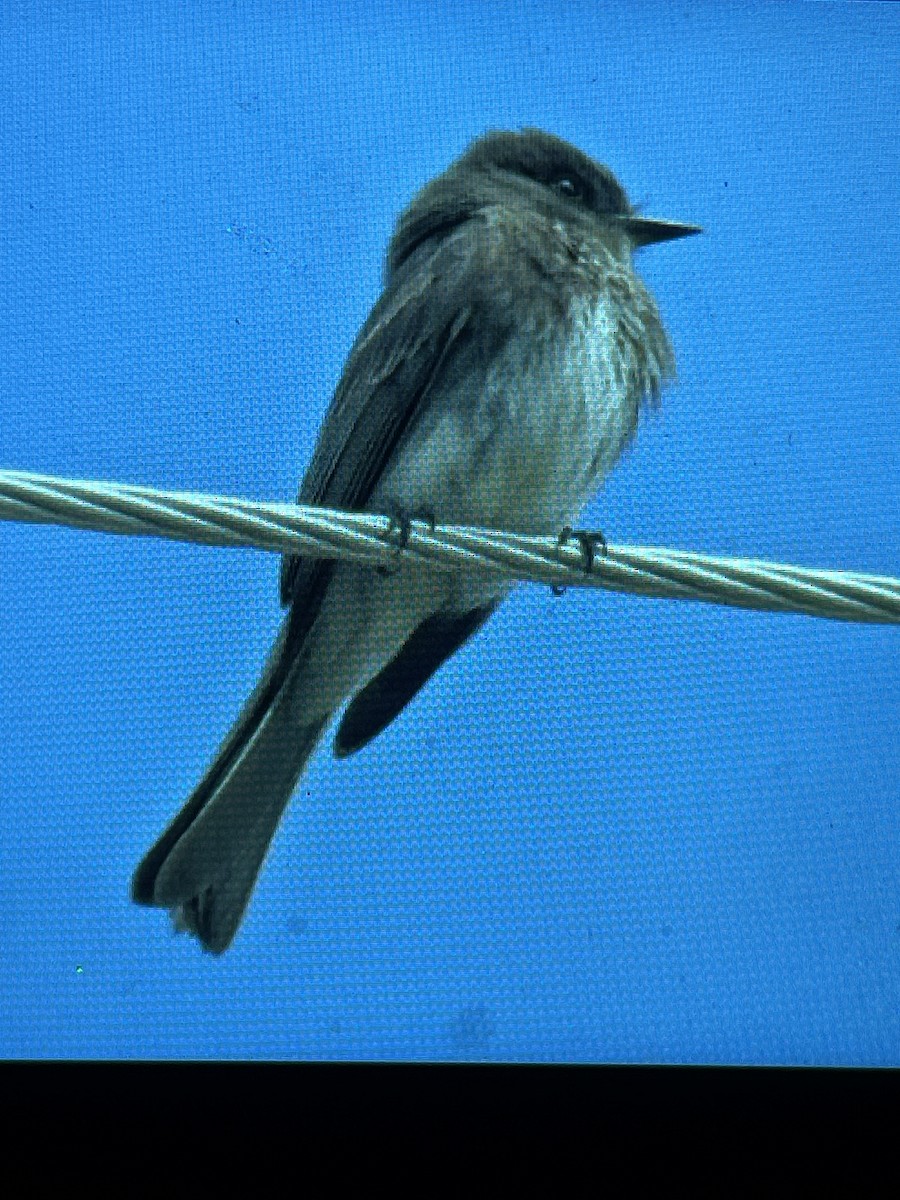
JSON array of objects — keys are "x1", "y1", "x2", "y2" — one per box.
[
  {"x1": 551, "y1": 526, "x2": 607, "y2": 596},
  {"x1": 377, "y1": 505, "x2": 437, "y2": 576}
]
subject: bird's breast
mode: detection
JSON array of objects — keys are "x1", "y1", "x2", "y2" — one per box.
[{"x1": 378, "y1": 292, "x2": 652, "y2": 537}]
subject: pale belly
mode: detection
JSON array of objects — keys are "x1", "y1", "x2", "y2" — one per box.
[
  {"x1": 295, "y1": 294, "x2": 646, "y2": 717},
  {"x1": 374, "y1": 292, "x2": 640, "y2": 537}
]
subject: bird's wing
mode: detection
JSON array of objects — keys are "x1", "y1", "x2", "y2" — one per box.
[
  {"x1": 279, "y1": 212, "x2": 514, "y2": 631},
  {"x1": 332, "y1": 600, "x2": 501, "y2": 757}
]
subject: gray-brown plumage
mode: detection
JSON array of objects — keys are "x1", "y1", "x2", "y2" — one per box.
[{"x1": 132, "y1": 128, "x2": 699, "y2": 952}]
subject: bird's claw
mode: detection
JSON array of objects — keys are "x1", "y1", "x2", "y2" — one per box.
[
  {"x1": 551, "y1": 526, "x2": 608, "y2": 596},
  {"x1": 377, "y1": 506, "x2": 437, "y2": 576}
]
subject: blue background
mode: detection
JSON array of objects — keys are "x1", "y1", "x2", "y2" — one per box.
[{"x1": 0, "y1": 1, "x2": 897, "y2": 1062}]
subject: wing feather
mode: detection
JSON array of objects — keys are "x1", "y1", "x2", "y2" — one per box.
[{"x1": 279, "y1": 214, "x2": 513, "y2": 620}]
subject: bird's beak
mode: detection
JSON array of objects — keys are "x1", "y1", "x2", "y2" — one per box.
[{"x1": 617, "y1": 215, "x2": 702, "y2": 247}]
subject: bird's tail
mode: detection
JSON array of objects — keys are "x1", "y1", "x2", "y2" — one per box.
[{"x1": 131, "y1": 626, "x2": 328, "y2": 954}]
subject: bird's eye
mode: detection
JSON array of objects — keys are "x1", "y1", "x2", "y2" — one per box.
[{"x1": 552, "y1": 176, "x2": 582, "y2": 199}]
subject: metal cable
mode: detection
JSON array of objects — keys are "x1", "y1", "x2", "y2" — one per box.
[{"x1": 1, "y1": 469, "x2": 897, "y2": 624}]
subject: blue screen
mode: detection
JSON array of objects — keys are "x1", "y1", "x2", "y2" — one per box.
[{"x1": 0, "y1": 0, "x2": 897, "y2": 1062}]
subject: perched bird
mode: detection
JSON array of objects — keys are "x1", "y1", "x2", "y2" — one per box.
[{"x1": 132, "y1": 128, "x2": 699, "y2": 952}]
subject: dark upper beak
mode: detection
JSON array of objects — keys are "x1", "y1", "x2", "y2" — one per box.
[{"x1": 616, "y1": 215, "x2": 702, "y2": 247}]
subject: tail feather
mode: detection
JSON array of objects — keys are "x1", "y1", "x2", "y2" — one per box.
[{"x1": 132, "y1": 629, "x2": 328, "y2": 954}]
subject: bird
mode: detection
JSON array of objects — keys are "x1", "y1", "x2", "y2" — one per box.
[{"x1": 131, "y1": 128, "x2": 699, "y2": 952}]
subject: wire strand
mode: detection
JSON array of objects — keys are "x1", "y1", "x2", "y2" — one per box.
[{"x1": 1, "y1": 469, "x2": 897, "y2": 624}]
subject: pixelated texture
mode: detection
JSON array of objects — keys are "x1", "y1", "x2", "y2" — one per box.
[{"x1": 0, "y1": 0, "x2": 897, "y2": 1062}]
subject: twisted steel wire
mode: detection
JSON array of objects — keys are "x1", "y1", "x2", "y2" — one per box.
[{"x1": 1, "y1": 469, "x2": 897, "y2": 625}]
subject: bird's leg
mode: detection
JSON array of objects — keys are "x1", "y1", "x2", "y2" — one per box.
[
  {"x1": 551, "y1": 526, "x2": 608, "y2": 596},
  {"x1": 376, "y1": 505, "x2": 437, "y2": 576}
]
